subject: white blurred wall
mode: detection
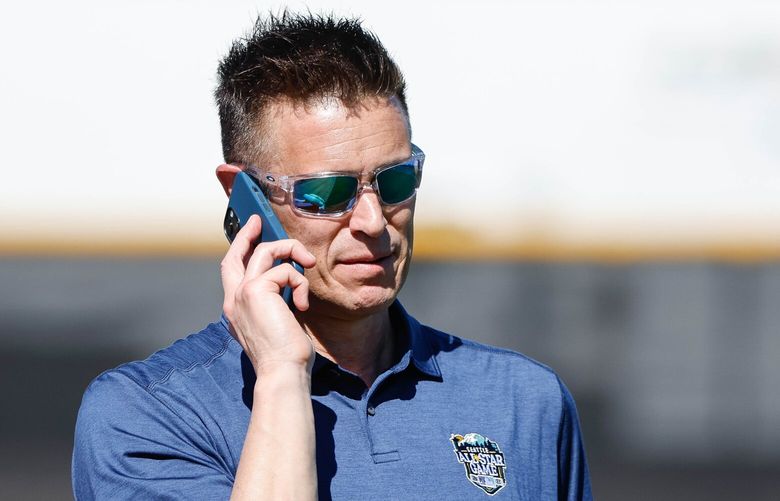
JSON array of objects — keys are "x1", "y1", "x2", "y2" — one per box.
[{"x1": 1, "y1": 0, "x2": 779, "y2": 249}]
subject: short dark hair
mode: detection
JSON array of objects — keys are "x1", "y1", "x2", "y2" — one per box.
[{"x1": 215, "y1": 11, "x2": 409, "y2": 164}]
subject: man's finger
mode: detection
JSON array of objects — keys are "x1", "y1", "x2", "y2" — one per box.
[
  {"x1": 238, "y1": 262, "x2": 310, "y2": 310},
  {"x1": 244, "y1": 238, "x2": 316, "y2": 280},
  {"x1": 221, "y1": 215, "x2": 263, "y2": 295}
]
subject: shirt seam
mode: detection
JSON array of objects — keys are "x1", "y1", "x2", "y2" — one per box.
[
  {"x1": 145, "y1": 328, "x2": 233, "y2": 393},
  {"x1": 555, "y1": 374, "x2": 566, "y2": 492}
]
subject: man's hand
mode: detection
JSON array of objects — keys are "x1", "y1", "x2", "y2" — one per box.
[
  {"x1": 220, "y1": 214, "x2": 319, "y2": 501},
  {"x1": 220, "y1": 214, "x2": 317, "y2": 375}
]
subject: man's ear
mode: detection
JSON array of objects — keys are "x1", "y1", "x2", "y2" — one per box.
[{"x1": 216, "y1": 164, "x2": 242, "y2": 197}]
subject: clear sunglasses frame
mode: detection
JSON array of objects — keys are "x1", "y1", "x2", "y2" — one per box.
[{"x1": 244, "y1": 144, "x2": 425, "y2": 218}]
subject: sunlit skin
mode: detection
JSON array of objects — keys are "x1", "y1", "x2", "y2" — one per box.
[
  {"x1": 217, "y1": 95, "x2": 415, "y2": 381},
  {"x1": 264, "y1": 96, "x2": 415, "y2": 319}
]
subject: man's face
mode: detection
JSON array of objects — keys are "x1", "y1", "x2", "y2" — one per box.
[{"x1": 260, "y1": 97, "x2": 415, "y2": 318}]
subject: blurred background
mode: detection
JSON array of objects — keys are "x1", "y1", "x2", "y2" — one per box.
[{"x1": 1, "y1": 0, "x2": 779, "y2": 499}]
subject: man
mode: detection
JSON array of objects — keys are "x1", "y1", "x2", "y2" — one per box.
[{"x1": 73, "y1": 12, "x2": 592, "y2": 500}]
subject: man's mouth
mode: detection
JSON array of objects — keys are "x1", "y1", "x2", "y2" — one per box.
[{"x1": 339, "y1": 253, "x2": 392, "y2": 266}]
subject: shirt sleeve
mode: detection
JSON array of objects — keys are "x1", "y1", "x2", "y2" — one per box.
[
  {"x1": 556, "y1": 376, "x2": 593, "y2": 501},
  {"x1": 72, "y1": 370, "x2": 234, "y2": 500}
]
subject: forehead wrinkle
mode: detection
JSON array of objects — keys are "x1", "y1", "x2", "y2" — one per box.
[
  {"x1": 293, "y1": 115, "x2": 405, "y2": 142},
  {"x1": 283, "y1": 126, "x2": 408, "y2": 170},
  {"x1": 319, "y1": 141, "x2": 410, "y2": 175},
  {"x1": 261, "y1": 99, "x2": 410, "y2": 175}
]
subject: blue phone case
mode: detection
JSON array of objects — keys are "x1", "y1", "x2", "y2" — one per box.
[{"x1": 224, "y1": 171, "x2": 304, "y2": 305}]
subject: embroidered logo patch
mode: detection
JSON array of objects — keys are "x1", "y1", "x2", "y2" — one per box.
[{"x1": 450, "y1": 433, "x2": 507, "y2": 495}]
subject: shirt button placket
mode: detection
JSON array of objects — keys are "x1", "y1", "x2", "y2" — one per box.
[{"x1": 366, "y1": 405, "x2": 376, "y2": 416}]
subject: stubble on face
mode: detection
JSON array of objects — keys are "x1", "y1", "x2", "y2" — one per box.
[{"x1": 257, "y1": 96, "x2": 416, "y2": 319}]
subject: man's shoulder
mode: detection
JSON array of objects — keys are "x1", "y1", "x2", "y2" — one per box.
[
  {"x1": 417, "y1": 323, "x2": 563, "y2": 392},
  {"x1": 75, "y1": 320, "x2": 240, "y2": 448},
  {"x1": 73, "y1": 321, "x2": 241, "y2": 498},
  {"x1": 90, "y1": 320, "x2": 235, "y2": 395}
]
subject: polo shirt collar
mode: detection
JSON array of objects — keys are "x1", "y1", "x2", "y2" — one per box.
[
  {"x1": 311, "y1": 300, "x2": 442, "y2": 380},
  {"x1": 393, "y1": 300, "x2": 442, "y2": 379}
]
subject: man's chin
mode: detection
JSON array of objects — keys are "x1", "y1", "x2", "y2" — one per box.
[
  {"x1": 309, "y1": 285, "x2": 398, "y2": 318},
  {"x1": 350, "y1": 289, "x2": 397, "y2": 313}
]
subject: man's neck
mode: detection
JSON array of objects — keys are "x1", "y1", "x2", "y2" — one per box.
[{"x1": 297, "y1": 304, "x2": 396, "y2": 388}]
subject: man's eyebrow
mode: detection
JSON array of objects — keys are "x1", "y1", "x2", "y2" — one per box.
[
  {"x1": 315, "y1": 148, "x2": 413, "y2": 173},
  {"x1": 381, "y1": 151, "x2": 413, "y2": 165}
]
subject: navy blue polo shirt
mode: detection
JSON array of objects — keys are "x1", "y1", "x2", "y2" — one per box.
[{"x1": 73, "y1": 302, "x2": 591, "y2": 500}]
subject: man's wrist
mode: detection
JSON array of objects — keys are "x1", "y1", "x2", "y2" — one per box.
[{"x1": 254, "y1": 361, "x2": 312, "y2": 394}]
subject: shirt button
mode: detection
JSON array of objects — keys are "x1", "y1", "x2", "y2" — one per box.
[{"x1": 367, "y1": 406, "x2": 376, "y2": 416}]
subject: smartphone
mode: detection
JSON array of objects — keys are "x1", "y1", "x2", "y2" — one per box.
[{"x1": 224, "y1": 171, "x2": 304, "y2": 305}]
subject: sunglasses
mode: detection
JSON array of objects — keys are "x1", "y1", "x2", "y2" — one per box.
[{"x1": 245, "y1": 144, "x2": 425, "y2": 217}]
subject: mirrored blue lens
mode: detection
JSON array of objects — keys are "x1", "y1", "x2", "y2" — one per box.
[
  {"x1": 376, "y1": 163, "x2": 418, "y2": 204},
  {"x1": 292, "y1": 176, "x2": 358, "y2": 214}
]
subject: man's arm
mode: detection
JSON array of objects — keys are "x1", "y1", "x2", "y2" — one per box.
[
  {"x1": 230, "y1": 364, "x2": 315, "y2": 500},
  {"x1": 73, "y1": 216, "x2": 317, "y2": 500},
  {"x1": 220, "y1": 215, "x2": 318, "y2": 501},
  {"x1": 73, "y1": 371, "x2": 235, "y2": 500}
]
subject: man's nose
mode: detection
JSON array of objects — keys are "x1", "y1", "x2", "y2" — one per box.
[{"x1": 348, "y1": 188, "x2": 387, "y2": 237}]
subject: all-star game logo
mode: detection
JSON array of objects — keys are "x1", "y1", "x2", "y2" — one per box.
[{"x1": 450, "y1": 433, "x2": 507, "y2": 495}]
